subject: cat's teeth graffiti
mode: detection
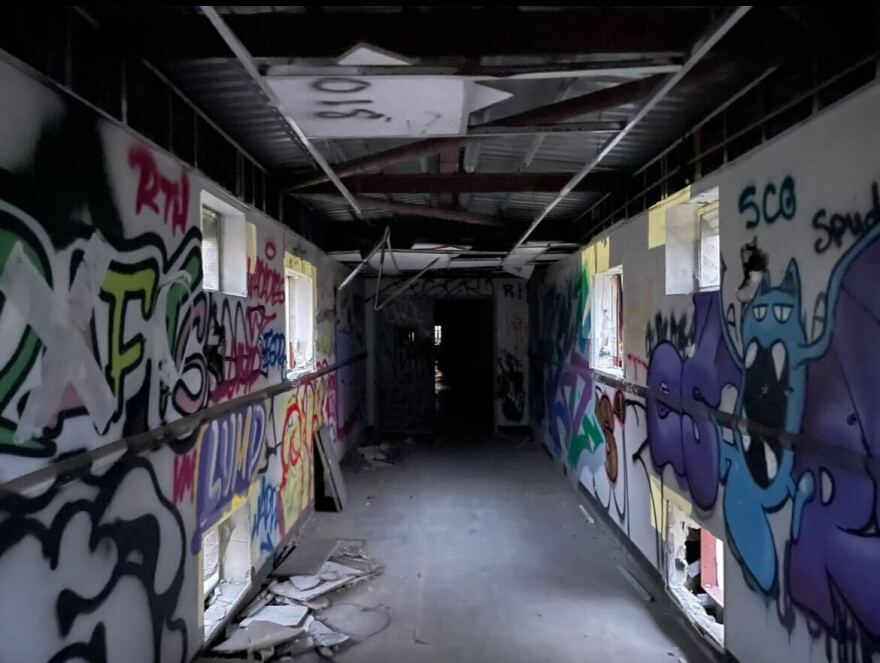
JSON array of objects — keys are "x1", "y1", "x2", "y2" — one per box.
[
  {"x1": 764, "y1": 440, "x2": 778, "y2": 480},
  {"x1": 771, "y1": 342, "x2": 787, "y2": 383},
  {"x1": 745, "y1": 341, "x2": 759, "y2": 368},
  {"x1": 820, "y1": 468, "x2": 834, "y2": 505},
  {"x1": 720, "y1": 385, "x2": 738, "y2": 414}
]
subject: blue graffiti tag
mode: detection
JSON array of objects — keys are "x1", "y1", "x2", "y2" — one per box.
[
  {"x1": 251, "y1": 476, "x2": 280, "y2": 553},
  {"x1": 261, "y1": 329, "x2": 287, "y2": 374}
]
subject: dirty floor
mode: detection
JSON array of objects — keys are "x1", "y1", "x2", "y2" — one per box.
[{"x1": 300, "y1": 435, "x2": 715, "y2": 663}]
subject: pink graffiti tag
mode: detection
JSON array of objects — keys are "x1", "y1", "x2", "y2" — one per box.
[{"x1": 129, "y1": 146, "x2": 190, "y2": 236}]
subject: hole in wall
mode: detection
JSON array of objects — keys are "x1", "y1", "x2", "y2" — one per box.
[
  {"x1": 667, "y1": 504, "x2": 725, "y2": 648},
  {"x1": 201, "y1": 504, "x2": 253, "y2": 641}
]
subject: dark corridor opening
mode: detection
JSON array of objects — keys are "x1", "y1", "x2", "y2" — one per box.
[{"x1": 434, "y1": 300, "x2": 494, "y2": 432}]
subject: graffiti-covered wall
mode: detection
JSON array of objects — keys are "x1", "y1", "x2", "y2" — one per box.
[
  {"x1": 366, "y1": 276, "x2": 529, "y2": 431},
  {"x1": 531, "y1": 80, "x2": 880, "y2": 662},
  {"x1": 0, "y1": 55, "x2": 365, "y2": 661}
]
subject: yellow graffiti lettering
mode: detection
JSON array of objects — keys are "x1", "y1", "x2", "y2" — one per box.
[{"x1": 102, "y1": 267, "x2": 157, "y2": 406}]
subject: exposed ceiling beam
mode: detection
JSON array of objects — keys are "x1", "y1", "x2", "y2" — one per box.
[
  {"x1": 108, "y1": 8, "x2": 712, "y2": 59},
  {"x1": 287, "y1": 76, "x2": 663, "y2": 190},
  {"x1": 295, "y1": 172, "x2": 626, "y2": 194},
  {"x1": 507, "y1": 6, "x2": 753, "y2": 257},
  {"x1": 263, "y1": 58, "x2": 683, "y2": 80},
  {"x1": 199, "y1": 6, "x2": 364, "y2": 219},
  {"x1": 295, "y1": 193, "x2": 515, "y2": 228},
  {"x1": 467, "y1": 121, "x2": 625, "y2": 137}
]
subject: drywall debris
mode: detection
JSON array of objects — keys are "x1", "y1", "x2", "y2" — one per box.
[
  {"x1": 216, "y1": 542, "x2": 385, "y2": 661},
  {"x1": 578, "y1": 504, "x2": 595, "y2": 525},
  {"x1": 241, "y1": 604, "x2": 310, "y2": 628},
  {"x1": 242, "y1": 591, "x2": 273, "y2": 618},
  {"x1": 308, "y1": 619, "x2": 350, "y2": 648},
  {"x1": 271, "y1": 561, "x2": 379, "y2": 603},
  {"x1": 214, "y1": 620, "x2": 305, "y2": 653},
  {"x1": 291, "y1": 575, "x2": 323, "y2": 591},
  {"x1": 274, "y1": 635, "x2": 317, "y2": 658},
  {"x1": 305, "y1": 597, "x2": 331, "y2": 610},
  {"x1": 347, "y1": 437, "x2": 415, "y2": 472},
  {"x1": 273, "y1": 539, "x2": 341, "y2": 577}
]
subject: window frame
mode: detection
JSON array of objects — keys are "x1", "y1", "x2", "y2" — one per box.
[
  {"x1": 591, "y1": 266, "x2": 624, "y2": 378},
  {"x1": 284, "y1": 263, "x2": 316, "y2": 378},
  {"x1": 200, "y1": 190, "x2": 248, "y2": 298},
  {"x1": 697, "y1": 201, "x2": 721, "y2": 292}
]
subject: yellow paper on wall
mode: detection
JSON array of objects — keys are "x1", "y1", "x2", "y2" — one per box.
[
  {"x1": 582, "y1": 244, "x2": 596, "y2": 278},
  {"x1": 647, "y1": 185, "x2": 691, "y2": 249},
  {"x1": 596, "y1": 237, "x2": 610, "y2": 273},
  {"x1": 648, "y1": 209, "x2": 666, "y2": 248}
]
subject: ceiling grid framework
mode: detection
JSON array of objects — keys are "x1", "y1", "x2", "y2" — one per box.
[{"x1": 78, "y1": 5, "x2": 880, "y2": 274}]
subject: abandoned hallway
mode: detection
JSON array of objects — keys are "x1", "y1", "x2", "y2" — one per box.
[
  {"x1": 301, "y1": 436, "x2": 710, "y2": 662},
  {"x1": 3, "y1": 6, "x2": 880, "y2": 663}
]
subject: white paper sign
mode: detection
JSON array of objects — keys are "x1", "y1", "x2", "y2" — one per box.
[{"x1": 267, "y1": 76, "x2": 511, "y2": 139}]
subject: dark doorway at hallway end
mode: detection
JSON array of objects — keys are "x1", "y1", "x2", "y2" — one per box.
[{"x1": 434, "y1": 299, "x2": 494, "y2": 432}]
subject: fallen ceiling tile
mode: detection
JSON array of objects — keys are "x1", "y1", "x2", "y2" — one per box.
[
  {"x1": 213, "y1": 620, "x2": 305, "y2": 653},
  {"x1": 240, "y1": 603, "x2": 310, "y2": 628},
  {"x1": 273, "y1": 539, "x2": 341, "y2": 577}
]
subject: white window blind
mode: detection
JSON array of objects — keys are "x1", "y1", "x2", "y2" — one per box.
[
  {"x1": 221, "y1": 214, "x2": 248, "y2": 297},
  {"x1": 699, "y1": 206, "x2": 721, "y2": 291},
  {"x1": 201, "y1": 207, "x2": 221, "y2": 291}
]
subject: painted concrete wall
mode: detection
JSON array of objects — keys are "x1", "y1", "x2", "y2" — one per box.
[
  {"x1": 0, "y1": 56, "x2": 366, "y2": 661},
  {"x1": 365, "y1": 276, "x2": 529, "y2": 431},
  {"x1": 531, "y1": 79, "x2": 880, "y2": 662}
]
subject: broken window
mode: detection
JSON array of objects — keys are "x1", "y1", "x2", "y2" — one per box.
[
  {"x1": 591, "y1": 268, "x2": 623, "y2": 376},
  {"x1": 666, "y1": 505, "x2": 724, "y2": 648},
  {"x1": 285, "y1": 253, "x2": 316, "y2": 375},
  {"x1": 202, "y1": 506, "x2": 253, "y2": 641}
]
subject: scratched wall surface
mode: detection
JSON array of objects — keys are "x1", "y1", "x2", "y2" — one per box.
[
  {"x1": 532, "y1": 81, "x2": 880, "y2": 662},
  {"x1": 0, "y1": 58, "x2": 365, "y2": 661}
]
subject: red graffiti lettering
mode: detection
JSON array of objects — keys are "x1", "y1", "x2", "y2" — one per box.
[
  {"x1": 173, "y1": 451, "x2": 197, "y2": 504},
  {"x1": 129, "y1": 146, "x2": 190, "y2": 236},
  {"x1": 265, "y1": 241, "x2": 276, "y2": 260},
  {"x1": 212, "y1": 304, "x2": 277, "y2": 402},
  {"x1": 248, "y1": 258, "x2": 285, "y2": 305}
]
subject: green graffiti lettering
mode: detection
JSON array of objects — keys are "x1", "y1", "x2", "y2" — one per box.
[{"x1": 0, "y1": 220, "x2": 54, "y2": 456}]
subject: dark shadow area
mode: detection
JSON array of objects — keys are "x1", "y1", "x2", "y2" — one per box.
[{"x1": 434, "y1": 299, "x2": 494, "y2": 432}]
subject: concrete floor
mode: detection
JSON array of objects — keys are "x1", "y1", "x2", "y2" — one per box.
[{"x1": 301, "y1": 435, "x2": 715, "y2": 663}]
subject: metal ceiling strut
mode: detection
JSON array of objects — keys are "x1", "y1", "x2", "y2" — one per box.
[
  {"x1": 199, "y1": 5, "x2": 363, "y2": 219},
  {"x1": 337, "y1": 226, "x2": 389, "y2": 292},
  {"x1": 505, "y1": 6, "x2": 753, "y2": 260}
]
